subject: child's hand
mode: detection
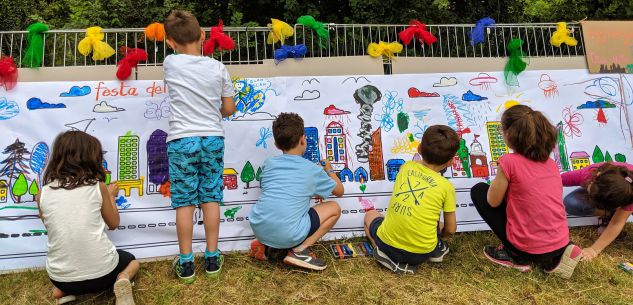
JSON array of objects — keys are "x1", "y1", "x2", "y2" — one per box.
[
  {"x1": 581, "y1": 247, "x2": 599, "y2": 261},
  {"x1": 108, "y1": 183, "x2": 120, "y2": 197},
  {"x1": 320, "y1": 159, "x2": 333, "y2": 173}
]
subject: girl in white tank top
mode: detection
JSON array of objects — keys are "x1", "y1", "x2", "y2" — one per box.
[{"x1": 39, "y1": 131, "x2": 139, "y2": 305}]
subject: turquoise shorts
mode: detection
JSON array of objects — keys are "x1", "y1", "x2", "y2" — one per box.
[{"x1": 167, "y1": 136, "x2": 224, "y2": 208}]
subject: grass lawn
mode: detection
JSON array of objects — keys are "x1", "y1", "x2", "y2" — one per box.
[{"x1": 1, "y1": 227, "x2": 632, "y2": 305}]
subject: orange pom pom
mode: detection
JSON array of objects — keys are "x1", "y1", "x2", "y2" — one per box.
[{"x1": 145, "y1": 22, "x2": 165, "y2": 42}]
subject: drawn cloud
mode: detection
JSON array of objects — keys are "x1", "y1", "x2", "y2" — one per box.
[
  {"x1": 60, "y1": 85, "x2": 91, "y2": 97},
  {"x1": 294, "y1": 90, "x2": 321, "y2": 101},
  {"x1": 408, "y1": 87, "x2": 440, "y2": 98},
  {"x1": 342, "y1": 76, "x2": 371, "y2": 84},
  {"x1": 462, "y1": 90, "x2": 488, "y2": 101},
  {"x1": 26, "y1": 97, "x2": 67, "y2": 110},
  {"x1": 577, "y1": 100, "x2": 616, "y2": 109},
  {"x1": 93, "y1": 101, "x2": 125, "y2": 113},
  {"x1": 433, "y1": 77, "x2": 458, "y2": 87},
  {"x1": 323, "y1": 104, "x2": 351, "y2": 115},
  {"x1": 0, "y1": 97, "x2": 19, "y2": 120},
  {"x1": 231, "y1": 112, "x2": 277, "y2": 121}
]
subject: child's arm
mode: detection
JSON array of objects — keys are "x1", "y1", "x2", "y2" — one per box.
[
  {"x1": 487, "y1": 166, "x2": 509, "y2": 207},
  {"x1": 220, "y1": 96, "x2": 236, "y2": 118},
  {"x1": 220, "y1": 65, "x2": 236, "y2": 118},
  {"x1": 560, "y1": 168, "x2": 584, "y2": 187},
  {"x1": 99, "y1": 182, "x2": 120, "y2": 230},
  {"x1": 441, "y1": 211, "x2": 457, "y2": 240},
  {"x1": 583, "y1": 208, "x2": 632, "y2": 261},
  {"x1": 321, "y1": 159, "x2": 344, "y2": 197}
]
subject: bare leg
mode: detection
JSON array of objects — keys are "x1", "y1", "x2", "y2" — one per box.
[
  {"x1": 117, "y1": 260, "x2": 140, "y2": 280},
  {"x1": 52, "y1": 287, "x2": 65, "y2": 299},
  {"x1": 363, "y1": 210, "x2": 383, "y2": 248},
  {"x1": 294, "y1": 201, "x2": 341, "y2": 250},
  {"x1": 176, "y1": 205, "x2": 196, "y2": 254},
  {"x1": 200, "y1": 202, "x2": 220, "y2": 252}
]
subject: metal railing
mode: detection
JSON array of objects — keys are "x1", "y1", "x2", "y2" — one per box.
[{"x1": 0, "y1": 23, "x2": 584, "y2": 68}]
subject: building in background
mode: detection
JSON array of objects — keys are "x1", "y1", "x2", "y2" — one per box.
[
  {"x1": 368, "y1": 128, "x2": 385, "y2": 181},
  {"x1": 146, "y1": 129, "x2": 168, "y2": 195},
  {"x1": 570, "y1": 151, "x2": 590, "y2": 170},
  {"x1": 223, "y1": 168, "x2": 239, "y2": 190},
  {"x1": 117, "y1": 132, "x2": 143, "y2": 197},
  {"x1": 386, "y1": 159, "x2": 405, "y2": 182},
  {"x1": 470, "y1": 135, "x2": 490, "y2": 178},
  {"x1": 0, "y1": 180, "x2": 7, "y2": 203},
  {"x1": 486, "y1": 121, "x2": 508, "y2": 161},
  {"x1": 303, "y1": 127, "x2": 320, "y2": 164},
  {"x1": 324, "y1": 121, "x2": 348, "y2": 171}
]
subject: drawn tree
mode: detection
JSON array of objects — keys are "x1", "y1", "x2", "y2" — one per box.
[
  {"x1": 605, "y1": 151, "x2": 613, "y2": 162},
  {"x1": 0, "y1": 139, "x2": 31, "y2": 202},
  {"x1": 29, "y1": 142, "x2": 49, "y2": 189},
  {"x1": 592, "y1": 146, "x2": 604, "y2": 164},
  {"x1": 457, "y1": 138, "x2": 471, "y2": 178},
  {"x1": 28, "y1": 180, "x2": 39, "y2": 201},
  {"x1": 241, "y1": 161, "x2": 255, "y2": 189},
  {"x1": 12, "y1": 173, "x2": 28, "y2": 203},
  {"x1": 255, "y1": 167, "x2": 262, "y2": 186},
  {"x1": 615, "y1": 153, "x2": 627, "y2": 163}
]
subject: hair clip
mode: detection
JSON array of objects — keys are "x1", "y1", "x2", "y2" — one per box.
[{"x1": 625, "y1": 177, "x2": 633, "y2": 184}]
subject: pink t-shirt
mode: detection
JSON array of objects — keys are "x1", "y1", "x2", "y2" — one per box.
[
  {"x1": 560, "y1": 162, "x2": 633, "y2": 211},
  {"x1": 499, "y1": 154, "x2": 569, "y2": 254}
]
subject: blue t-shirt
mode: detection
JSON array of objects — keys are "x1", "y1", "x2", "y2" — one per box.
[{"x1": 248, "y1": 154, "x2": 337, "y2": 249}]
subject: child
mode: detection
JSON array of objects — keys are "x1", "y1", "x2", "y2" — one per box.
[
  {"x1": 364, "y1": 125, "x2": 459, "y2": 275},
  {"x1": 38, "y1": 131, "x2": 139, "y2": 305},
  {"x1": 562, "y1": 162, "x2": 633, "y2": 260},
  {"x1": 163, "y1": 10, "x2": 237, "y2": 283},
  {"x1": 248, "y1": 112, "x2": 344, "y2": 270},
  {"x1": 470, "y1": 105, "x2": 581, "y2": 279}
]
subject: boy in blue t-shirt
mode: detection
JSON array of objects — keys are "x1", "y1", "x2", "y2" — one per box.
[{"x1": 248, "y1": 112, "x2": 344, "y2": 270}]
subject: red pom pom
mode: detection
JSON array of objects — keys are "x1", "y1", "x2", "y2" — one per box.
[
  {"x1": 398, "y1": 20, "x2": 437, "y2": 46},
  {"x1": 0, "y1": 56, "x2": 18, "y2": 91},
  {"x1": 116, "y1": 47, "x2": 148, "y2": 80},
  {"x1": 203, "y1": 20, "x2": 236, "y2": 55}
]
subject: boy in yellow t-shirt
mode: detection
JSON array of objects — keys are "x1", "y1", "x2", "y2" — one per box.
[{"x1": 364, "y1": 125, "x2": 459, "y2": 274}]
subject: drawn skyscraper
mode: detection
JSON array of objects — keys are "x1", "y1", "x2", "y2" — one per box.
[
  {"x1": 324, "y1": 122, "x2": 348, "y2": 171},
  {"x1": 117, "y1": 131, "x2": 144, "y2": 197},
  {"x1": 368, "y1": 128, "x2": 385, "y2": 180},
  {"x1": 147, "y1": 129, "x2": 168, "y2": 194},
  {"x1": 554, "y1": 122, "x2": 570, "y2": 171},
  {"x1": 302, "y1": 127, "x2": 320, "y2": 164},
  {"x1": 486, "y1": 122, "x2": 508, "y2": 161}
]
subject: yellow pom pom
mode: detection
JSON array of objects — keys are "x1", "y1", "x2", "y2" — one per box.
[
  {"x1": 267, "y1": 19, "x2": 294, "y2": 45},
  {"x1": 368, "y1": 41, "x2": 403, "y2": 58},
  {"x1": 550, "y1": 22, "x2": 578, "y2": 47},
  {"x1": 78, "y1": 26, "x2": 115, "y2": 60}
]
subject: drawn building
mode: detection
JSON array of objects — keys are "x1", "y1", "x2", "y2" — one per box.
[
  {"x1": 451, "y1": 155, "x2": 468, "y2": 178},
  {"x1": 489, "y1": 161, "x2": 498, "y2": 176},
  {"x1": 117, "y1": 132, "x2": 144, "y2": 196},
  {"x1": 354, "y1": 167, "x2": 368, "y2": 183},
  {"x1": 386, "y1": 159, "x2": 405, "y2": 182},
  {"x1": 368, "y1": 128, "x2": 385, "y2": 181},
  {"x1": 570, "y1": 151, "x2": 590, "y2": 170},
  {"x1": 102, "y1": 159, "x2": 111, "y2": 185},
  {"x1": 302, "y1": 127, "x2": 320, "y2": 164},
  {"x1": 553, "y1": 122, "x2": 570, "y2": 172},
  {"x1": 469, "y1": 135, "x2": 490, "y2": 178},
  {"x1": 324, "y1": 121, "x2": 348, "y2": 171},
  {"x1": 146, "y1": 129, "x2": 168, "y2": 195},
  {"x1": 0, "y1": 180, "x2": 7, "y2": 203},
  {"x1": 339, "y1": 168, "x2": 353, "y2": 182},
  {"x1": 486, "y1": 122, "x2": 509, "y2": 161},
  {"x1": 223, "y1": 168, "x2": 238, "y2": 190}
]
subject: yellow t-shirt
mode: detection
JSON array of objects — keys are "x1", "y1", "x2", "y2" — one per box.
[{"x1": 377, "y1": 161, "x2": 456, "y2": 254}]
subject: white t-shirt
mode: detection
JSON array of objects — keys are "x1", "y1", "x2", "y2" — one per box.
[
  {"x1": 40, "y1": 182, "x2": 119, "y2": 282},
  {"x1": 163, "y1": 54, "x2": 235, "y2": 142}
]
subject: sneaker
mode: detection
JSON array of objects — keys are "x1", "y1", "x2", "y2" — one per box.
[
  {"x1": 172, "y1": 257, "x2": 196, "y2": 284},
  {"x1": 483, "y1": 245, "x2": 532, "y2": 272},
  {"x1": 113, "y1": 278, "x2": 135, "y2": 305},
  {"x1": 204, "y1": 254, "x2": 224, "y2": 278},
  {"x1": 428, "y1": 240, "x2": 450, "y2": 263},
  {"x1": 249, "y1": 239, "x2": 268, "y2": 261},
  {"x1": 372, "y1": 247, "x2": 417, "y2": 275},
  {"x1": 283, "y1": 248, "x2": 327, "y2": 271},
  {"x1": 545, "y1": 244, "x2": 582, "y2": 279},
  {"x1": 56, "y1": 295, "x2": 76, "y2": 305}
]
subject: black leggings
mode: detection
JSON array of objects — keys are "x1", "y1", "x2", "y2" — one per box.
[{"x1": 470, "y1": 182, "x2": 566, "y2": 269}]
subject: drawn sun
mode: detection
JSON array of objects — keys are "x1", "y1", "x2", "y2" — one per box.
[{"x1": 495, "y1": 92, "x2": 530, "y2": 112}]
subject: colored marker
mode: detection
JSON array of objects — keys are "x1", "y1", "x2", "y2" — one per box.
[
  {"x1": 335, "y1": 244, "x2": 345, "y2": 259},
  {"x1": 348, "y1": 243, "x2": 357, "y2": 257}
]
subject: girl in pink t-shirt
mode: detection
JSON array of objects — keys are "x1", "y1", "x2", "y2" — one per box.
[
  {"x1": 562, "y1": 162, "x2": 633, "y2": 260},
  {"x1": 470, "y1": 105, "x2": 581, "y2": 279}
]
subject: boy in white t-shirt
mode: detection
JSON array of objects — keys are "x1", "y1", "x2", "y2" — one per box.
[{"x1": 163, "y1": 10, "x2": 236, "y2": 283}]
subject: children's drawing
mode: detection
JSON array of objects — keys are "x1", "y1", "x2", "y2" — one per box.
[
  {"x1": 577, "y1": 100, "x2": 615, "y2": 124},
  {"x1": 232, "y1": 78, "x2": 267, "y2": 119},
  {"x1": 353, "y1": 167, "x2": 368, "y2": 183},
  {"x1": 592, "y1": 146, "x2": 606, "y2": 163},
  {"x1": 144, "y1": 98, "x2": 170, "y2": 120},
  {"x1": 255, "y1": 167, "x2": 262, "y2": 187},
  {"x1": 224, "y1": 206, "x2": 242, "y2": 219},
  {"x1": 146, "y1": 129, "x2": 168, "y2": 195},
  {"x1": 0, "y1": 139, "x2": 31, "y2": 203},
  {"x1": 342, "y1": 76, "x2": 371, "y2": 84},
  {"x1": 433, "y1": 77, "x2": 457, "y2": 87},
  {"x1": 240, "y1": 161, "x2": 255, "y2": 189},
  {"x1": 391, "y1": 133, "x2": 419, "y2": 155},
  {"x1": 29, "y1": 142, "x2": 48, "y2": 189},
  {"x1": 231, "y1": 112, "x2": 277, "y2": 121},
  {"x1": 115, "y1": 195, "x2": 130, "y2": 209},
  {"x1": 570, "y1": 151, "x2": 590, "y2": 170},
  {"x1": 222, "y1": 168, "x2": 239, "y2": 190},
  {"x1": 12, "y1": 173, "x2": 29, "y2": 203},
  {"x1": 553, "y1": 122, "x2": 571, "y2": 171},
  {"x1": 323, "y1": 105, "x2": 351, "y2": 116},
  {"x1": 294, "y1": 90, "x2": 320, "y2": 101},
  {"x1": 407, "y1": 87, "x2": 439, "y2": 98},
  {"x1": 561, "y1": 106, "x2": 584, "y2": 138},
  {"x1": 0, "y1": 97, "x2": 19, "y2": 120},
  {"x1": 368, "y1": 128, "x2": 385, "y2": 181},
  {"x1": 469, "y1": 73, "x2": 498, "y2": 90},
  {"x1": 615, "y1": 153, "x2": 627, "y2": 162},
  {"x1": 325, "y1": 122, "x2": 350, "y2": 171},
  {"x1": 103, "y1": 117, "x2": 117, "y2": 122},
  {"x1": 485, "y1": 122, "x2": 509, "y2": 162},
  {"x1": 374, "y1": 90, "x2": 403, "y2": 132},
  {"x1": 355, "y1": 85, "x2": 382, "y2": 163},
  {"x1": 397, "y1": 112, "x2": 410, "y2": 133},
  {"x1": 454, "y1": 138, "x2": 472, "y2": 178},
  {"x1": 59, "y1": 85, "x2": 91, "y2": 97},
  {"x1": 339, "y1": 168, "x2": 353, "y2": 182},
  {"x1": 117, "y1": 131, "x2": 143, "y2": 197},
  {"x1": 360, "y1": 183, "x2": 367, "y2": 193},
  {"x1": 358, "y1": 197, "x2": 375, "y2": 211},
  {"x1": 27, "y1": 180, "x2": 38, "y2": 202},
  {"x1": 26, "y1": 97, "x2": 66, "y2": 110},
  {"x1": 64, "y1": 118, "x2": 95, "y2": 132},
  {"x1": 302, "y1": 127, "x2": 321, "y2": 163},
  {"x1": 462, "y1": 90, "x2": 488, "y2": 101},
  {"x1": 255, "y1": 127, "x2": 273, "y2": 149},
  {"x1": 469, "y1": 135, "x2": 489, "y2": 178},
  {"x1": 93, "y1": 101, "x2": 125, "y2": 113},
  {"x1": 386, "y1": 159, "x2": 405, "y2": 182},
  {"x1": 443, "y1": 94, "x2": 472, "y2": 136},
  {"x1": 494, "y1": 92, "x2": 530, "y2": 113},
  {"x1": 301, "y1": 78, "x2": 320, "y2": 86},
  {"x1": 538, "y1": 74, "x2": 559, "y2": 98}
]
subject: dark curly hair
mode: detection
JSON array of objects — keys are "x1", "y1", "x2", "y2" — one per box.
[
  {"x1": 587, "y1": 163, "x2": 633, "y2": 211},
  {"x1": 43, "y1": 131, "x2": 106, "y2": 190},
  {"x1": 501, "y1": 105, "x2": 557, "y2": 162},
  {"x1": 272, "y1": 112, "x2": 305, "y2": 151}
]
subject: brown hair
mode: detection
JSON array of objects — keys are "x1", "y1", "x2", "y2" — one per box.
[
  {"x1": 43, "y1": 131, "x2": 106, "y2": 190},
  {"x1": 164, "y1": 10, "x2": 202, "y2": 45},
  {"x1": 419, "y1": 125, "x2": 460, "y2": 165},
  {"x1": 501, "y1": 105, "x2": 556, "y2": 162},
  {"x1": 587, "y1": 163, "x2": 633, "y2": 211},
  {"x1": 272, "y1": 112, "x2": 305, "y2": 151}
]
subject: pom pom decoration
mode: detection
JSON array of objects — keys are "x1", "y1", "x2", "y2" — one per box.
[
  {"x1": 203, "y1": 20, "x2": 236, "y2": 55},
  {"x1": 0, "y1": 56, "x2": 18, "y2": 91},
  {"x1": 504, "y1": 38, "x2": 529, "y2": 87},
  {"x1": 267, "y1": 19, "x2": 294, "y2": 45},
  {"x1": 274, "y1": 44, "x2": 308, "y2": 64},
  {"x1": 367, "y1": 41, "x2": 403, "y2": 58},
  {"x1": 22, "y1": 22, "x2": 49, "y2": 68},
  {"x1": 296, "y1": 15, "x2": 330, "y2": 49},
  {"x1": 550, "y1": 22, "x2": 578, "y2": 47},
  {"x1": 116, "y1": 47, "x2": 148, "y2": 80},
  {"x1": 470, "y1": 17, "x2": 495, "y2": 46},
  {"x1": 78, "y1": 27, "x2": 116, "y2": 61},
  {"x1": 144, "y1": 22, "x2": 166, "y2": 42},
  {"x1": 398, "y1": 20, "x2": 436, "y2": 46}
]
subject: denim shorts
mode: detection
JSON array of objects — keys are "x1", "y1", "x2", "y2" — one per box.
[{"x1": 167, "y1": 136, "x2": 224, "y2": 208}]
